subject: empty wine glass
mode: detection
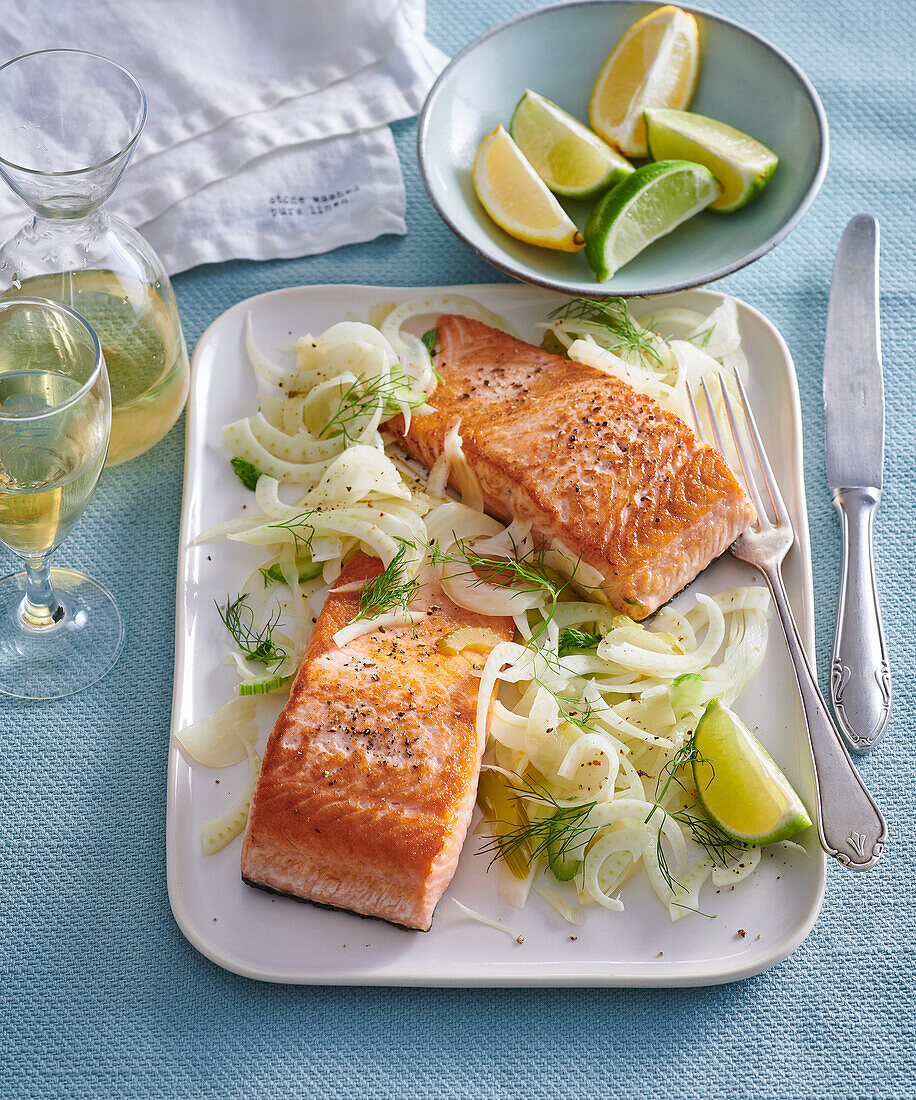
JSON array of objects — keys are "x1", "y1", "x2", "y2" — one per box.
[
  {"x1": 0, "y1": 49, "x2": 189, "y2": 466},
  {"x1": 0, "y1": 296, "x2": 123, "y2": 698}
]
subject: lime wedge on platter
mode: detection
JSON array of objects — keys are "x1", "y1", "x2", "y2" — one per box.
[
  {"x1": 692, "y1": 699, "x2": 812, "y2": 845},
  {"x1": 645, "y1": 107, "x2": 779, "y2": 212},
  {"x1": 584, "y1": 158, "x2": 722, "y2": 280},
  {"x1": 509, "y1": 89, "x2": 634, "y2": 199}
]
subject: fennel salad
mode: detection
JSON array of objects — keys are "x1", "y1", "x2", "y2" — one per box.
[{"x1": 176, "y1": 292, "x2": 801, "y2": 925}]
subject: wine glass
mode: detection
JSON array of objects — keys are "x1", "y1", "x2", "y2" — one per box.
[
  {"x1": 0, "y1": 49, "x2": 189, "y2": 466},
  {"x1": 0, "y1": 296, "x2": 123, "y2": 698}
]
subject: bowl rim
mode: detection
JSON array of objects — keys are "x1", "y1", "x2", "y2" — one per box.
[{"x1": 417, "y1": 0, "x2": 830, "y2": 297}]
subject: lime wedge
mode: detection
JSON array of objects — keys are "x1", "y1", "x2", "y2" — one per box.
[
  {"x1": 584, "y1": 159, "x2": 722, "y2": 280},
  {"x1": 645, "y1": 108, "x2": 779, "y2": 213},
  {"x1": 692, "y1": 699, "x2": 812, "y2": 845},
  {"x1": 509, "y1": 89, "x2": 633, "y2": 199}
]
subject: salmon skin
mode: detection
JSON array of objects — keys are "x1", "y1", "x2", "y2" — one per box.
[
  {"x1": 391, "y1": 314, "x2": 755, "y2": 620},
  {"x1": 240, "y1": 555, "x2": 513, "y2": 932}
]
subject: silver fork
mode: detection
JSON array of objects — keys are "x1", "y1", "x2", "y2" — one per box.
[{"x1": 688, "y1": 372, "x2": 887, "y2": 870}]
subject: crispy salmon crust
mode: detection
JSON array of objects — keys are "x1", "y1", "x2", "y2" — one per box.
[
  {"x1": 391, "y1": 314, "x2": 755, "y2": 619},
  {"x1": 240, "y1": 555, "x2": 513, "y2": 931}
]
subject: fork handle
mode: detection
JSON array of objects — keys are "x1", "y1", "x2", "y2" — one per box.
[
  {"x1": 764, "y1": 562, "x2": 887, "y2": 869},
  {"x1": 831, "y1": 487, "x2": 891, "y2": 752}
]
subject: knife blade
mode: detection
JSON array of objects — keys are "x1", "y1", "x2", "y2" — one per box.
[{"x1": 823, "y1": 213, "x2": 891, "y2": 752}]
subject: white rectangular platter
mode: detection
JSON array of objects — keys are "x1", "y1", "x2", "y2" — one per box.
[{"x1": 168, "y1": 283, "x2": 825, "y2": 985}]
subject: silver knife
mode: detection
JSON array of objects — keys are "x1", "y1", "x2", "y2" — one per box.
[{"x1": 824, "y1": 213, "x2": 891, "y2": 752}]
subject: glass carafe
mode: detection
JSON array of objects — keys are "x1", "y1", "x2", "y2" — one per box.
[{"x1": 0, "y1": 49, "x2": 190, "y2": 466}]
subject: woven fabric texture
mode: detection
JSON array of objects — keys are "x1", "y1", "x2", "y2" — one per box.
[{"x1": 1, "y1": 1, "x2": 913, "y2": 1097}]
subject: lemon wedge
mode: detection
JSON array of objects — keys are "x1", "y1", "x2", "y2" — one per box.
[
  {"x1": 692, "y1": 699, "x2": 812, "y2": 845},
  {"x1": 473, "y1": 124, "x2": 586, "y2": 252},
  {"x1": 589, "y1": 5, "x2": 700, "y2": 157}
]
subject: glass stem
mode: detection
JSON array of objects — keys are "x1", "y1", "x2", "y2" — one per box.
[{"x1": 20, "y1": 555, "x2": 64, "y2": 628}]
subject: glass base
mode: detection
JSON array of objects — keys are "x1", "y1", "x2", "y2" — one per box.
[{"x1": 0, "y1": 566, "x2": 124, "y2": 699}]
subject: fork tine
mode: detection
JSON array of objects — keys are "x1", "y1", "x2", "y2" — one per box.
[
  {"x1": 699, "y1": 377, "x2": 729, "y2": 457},
  {"x1": 729, "y1": 368, "x2": 793, "y2": 528},
  {"x1": 715, "y1": 374, "x2": 770, "y2": 526},
  {"x1": 685, "y1": 382, "x2": 707, "y2": 443}
]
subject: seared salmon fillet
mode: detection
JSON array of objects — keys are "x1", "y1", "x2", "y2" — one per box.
[
  {"x1": 391, "y1": 314, "x2": 755, "y2": 619},
  {"x1": 240, "y1": 555, "x2": 513, "y2": 931}
]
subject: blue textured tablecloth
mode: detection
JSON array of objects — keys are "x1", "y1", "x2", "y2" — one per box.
[{"x1": 2, "y1": 1, "x2": 913, "y2": 1096}]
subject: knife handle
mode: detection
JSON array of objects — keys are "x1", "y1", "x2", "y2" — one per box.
[{"x1": 831, "y1": 486, "x2": 891, "y2": 752}]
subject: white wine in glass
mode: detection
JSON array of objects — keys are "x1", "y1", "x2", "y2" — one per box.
[
  {"x1": 0, "y1": 369, "x2": 107, "y2": 556},
  {"x1": 0, "y1": 297, "x2": 123, "y2": 697}
]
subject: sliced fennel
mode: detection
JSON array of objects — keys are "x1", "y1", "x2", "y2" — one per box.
[
  {"x1": 176, "y1": 696, "x2": 260, "y2": 768},
  {"x1": 474, "y1": 571, "x2": 773, "y2": 922},
  {"x1": 201, "y1": 737, "x2": 261, "y2": 856},
  {"x1": 188, "y1": 291, "x2": 781, "y2": 925}
]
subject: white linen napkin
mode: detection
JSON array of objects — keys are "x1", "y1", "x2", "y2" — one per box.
[
  {"x1": 3, "y1": 0, "x2": 418, "y2": 153},
  {"x1": 139, "y1": 125, "x2": 408, "y2": 273},
  {"x1": 115, "y1": 21, "x2": 444, "y2": 230},
  {"x1": 0, "y1": 0, "x2": 447, "y2": 272}
]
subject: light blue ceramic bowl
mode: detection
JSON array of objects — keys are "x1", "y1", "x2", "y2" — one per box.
[{"x1": 418, "y1": 1, "x2": 828, "y2": 297}]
